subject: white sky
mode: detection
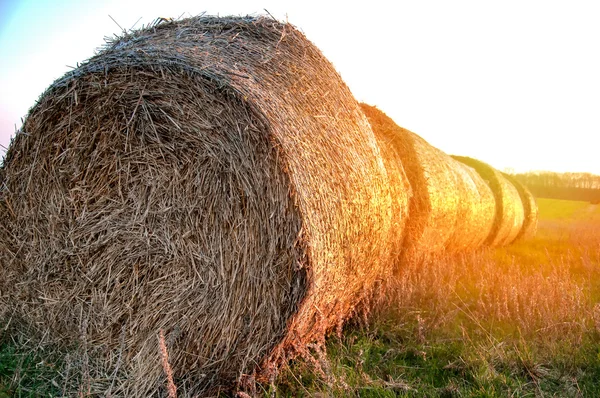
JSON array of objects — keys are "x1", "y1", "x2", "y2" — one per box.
[{"x1": 1, "y1": 0, "x2": 599, "y2": 174}]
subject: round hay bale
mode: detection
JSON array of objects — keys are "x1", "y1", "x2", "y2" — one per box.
[
  {"x1": 358, "y1": 104, "x2": 412, "y2": 271},
  {"x1": 502, "y1": 173, "x2": 538, "y2": 241},
  {"x1": 359, "y1": 104, "x2": 487, "y2": 262},
  {"x1": 446, "y1": 161, "x2": 496, "y2": 251},
  {"x1": 451, "y1": 156, "x2": 525, "y2": 246},
  {"x1": 0, "y1": 16, "x2": 398, "y2": 395}
]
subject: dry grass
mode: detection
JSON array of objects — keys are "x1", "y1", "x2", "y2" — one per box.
[
  {"x1": 275, "y1": 198, "x2": 600, "y2": 396},
  {"x1": 382, "y1": 212, "x2": 600, "y2": 387},
  {"x1": 387, "y1": 200, "x2": 599, "y2": 341},
  {"x1": 0, "y1": 16, "x2": 399, "y2": 396}
]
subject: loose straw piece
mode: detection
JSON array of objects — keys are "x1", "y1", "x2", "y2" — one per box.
[{"x1": 158, "y1": 329, "x2": 177, "y2": 398}]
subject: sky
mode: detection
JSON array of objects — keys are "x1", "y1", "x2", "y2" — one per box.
[{"x1": 1, "y1": 0, "x2": 599, "y2": 174}]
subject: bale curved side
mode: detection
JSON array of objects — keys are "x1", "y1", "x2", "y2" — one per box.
[
  {"x1": 358, "y1": 104, "x2": 412, "y2": 271},
  {"x1": 359, "y1": 104, "x2": 483, "y2": 262},
  {"x1": 503, "y1": 173, "x2": 538, "y2": 241},
  {"x1": 446, "y1": 161, "x2": 496, "y2": 251},
  {"x1": 0, "y1": 16, "x2": 397, "y2": 395},
  {"x1": 452, "y1": 156, "x2": 525, "y2": 246}
]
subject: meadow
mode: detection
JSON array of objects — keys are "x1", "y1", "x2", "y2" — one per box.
[
  {"x1": 272, "y1": 198, "x2": 600, "y2": 397},
  {"x1": 1, "y1": 198, "x2": 599, "y2": 397}
]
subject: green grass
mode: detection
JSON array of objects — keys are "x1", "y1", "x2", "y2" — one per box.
[
  {"x1": 537, "y1": 197, "x2": 600, "y2": 220},
  {"x1": 0, "y1": 337, "x2": 62, "y2": 397},
  {"x1": 275, "y1": 321, "x2": 600, "y2": 397},
  {"x1": 2, "y1": 197, "x2": 600, "y2": 396}
]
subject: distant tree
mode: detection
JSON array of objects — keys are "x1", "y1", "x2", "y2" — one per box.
[{"x1": 510, "y1": 171, "x2": 600, "y2": 201}]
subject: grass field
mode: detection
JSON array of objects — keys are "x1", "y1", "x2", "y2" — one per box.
[
  {"x1": 2, "y1": 198, "x2": 600, "y2": 396},
  {"x1": 272, "y1": 198, "x2": 600, "y2": 397}
]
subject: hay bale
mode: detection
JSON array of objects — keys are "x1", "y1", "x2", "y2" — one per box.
[
  {"x1": 357, "y1": 105, "x2": 412, "y2": 271},
  {"x1": 446, "y1": 161, "x2": 496, "y2": 250},
  {"x1": 502, "y1": 173, "x2": 538, "y2": 240},
  {"x1": 0, "y1": 16, "x2": 400, "y2": 395},
  {"x1": 452, "y1": 156, "x2": 525, "y2": 246},
  {"x1": 359, "y1": 104, "x2": 451, "y2": 261},
  {"x1": 360, "y1": 104, "x2": 492, "y2": 260}
]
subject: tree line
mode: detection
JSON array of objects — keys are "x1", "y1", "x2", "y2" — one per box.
[{"x1": 511, "y1": 171, "x2": 600, "y2": 203}]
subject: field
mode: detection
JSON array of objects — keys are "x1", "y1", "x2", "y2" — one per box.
[
  {"x1": 1, "y1": 198, "x2": 600, "y2": 396},
  {"x1": 272, "y1": 198, "x2": 600, "y2": 397}
]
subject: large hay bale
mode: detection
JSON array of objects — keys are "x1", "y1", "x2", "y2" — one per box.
[
  {"x1": 447, "y1": 161, "x2": 496, "y2": 250},
  {"x1": 359, "y1": 104, "x2": 492, "y2": 260},
  {"x1": 0, "y1": 16, "x2": 400, "y2": 395},
  {"x1": 452, "y1": 156, "x2": 525, "y2": 246},
  {"x1": 502, "y1": 173, "x2": 538, "y2": 240}
]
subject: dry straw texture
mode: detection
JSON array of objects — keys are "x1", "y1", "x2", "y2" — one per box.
[
  {"x1": 452, "y1": 156, "x2": 525, "y2": 246},
  {"x1": 502, "y1": 173, "x2": 538, "y2": 240},
  {"x1": 0, "y1": 16, "x2": 398, "y2": 396},
  {"x1": 357, "y1": 104, "x2": 411, "y2": 273},
  {"x1": 359, "y1": 104, "x2": 492, "y2": 261},
  {"x1": 446, "y1": 161, "x2": 496, "y2": 251}
]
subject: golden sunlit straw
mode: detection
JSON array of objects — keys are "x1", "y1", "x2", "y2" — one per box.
[
  {"x1": 448, "y1": 161, "x2": 496, "y2": 250},
  {"x1": 502, "y1": 172, "x2": 539, "y2": 241},
  {"x1": 354, "y1": 104, "x2": 412, "y2": 279},
  {"x1": 452, "y1": 156, "x2": 526, "y2": 247},
  {"x1": 360, "y1": 103, "x2": 495, "y2": 265}
]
